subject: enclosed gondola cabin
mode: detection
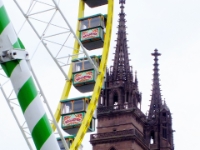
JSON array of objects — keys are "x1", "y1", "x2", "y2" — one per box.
[
  {"x1": 72, "y1": 55, "x2": 101, "y2": 93},
  {"x1": 60, "y1": 96, "x2": 96, "y2": 135},
  {"x1": 83, "y1": 0, "x2": 107, "y2": 8},
  {"x1": 79, "y1": 14, "x2": 107, "y2": 50},
  {"x1": 57, "y1": 136, "x2": 73, "y2": 150},
  {"x1": 57, "y1": 136, "x2": 83, "y2": 150}
]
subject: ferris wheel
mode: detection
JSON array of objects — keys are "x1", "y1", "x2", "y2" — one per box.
[{"x1": 0, "y1": 0, "x2": 114, "y2": 150}]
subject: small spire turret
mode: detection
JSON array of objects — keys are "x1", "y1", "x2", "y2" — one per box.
[
  {"x1": 135, "y1": 71, "x2": 138, "y2": 86},
  {"x1": 145, "y1": 49, "x2": 174, "y2": 150}
]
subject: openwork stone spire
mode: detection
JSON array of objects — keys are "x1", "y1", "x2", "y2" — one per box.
[
  {"x1": 99, "y1": 0, "x2": 141, "y2": 108},
  {"x1": 110, "y1": 0, "x2": 132, "y2": 82},
  {"x1": 146, "y1": 50, "x2": 174, "y2": 149},
  {"x1": 148, "y1": 49, "x2": 162, "y2": 118}
]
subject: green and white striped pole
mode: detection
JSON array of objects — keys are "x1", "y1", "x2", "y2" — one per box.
[{"x1": 0, "y1": 1, "x2": 60, "y2": 150}]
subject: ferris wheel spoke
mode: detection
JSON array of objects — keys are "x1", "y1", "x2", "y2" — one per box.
[{"x1": 13, "y1": 0, "x2": 99, "y2": 80}]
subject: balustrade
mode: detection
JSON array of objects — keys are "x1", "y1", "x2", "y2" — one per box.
[
  {"x1": 90, "y1": 129, "x2": 148, "y2": 145},
  {"x1": 97, "y1": 102, "x2": 135, "y2": 114}
]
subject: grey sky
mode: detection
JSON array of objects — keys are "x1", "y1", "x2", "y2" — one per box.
[{"x1": 0, "y1": 0, "x2": 200, "y2": 149}]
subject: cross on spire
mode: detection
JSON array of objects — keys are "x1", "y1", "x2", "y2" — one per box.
[
  {"x1": 119, "y1": 0, "x2": 125, "y2": 4},
  {"x1": 151, "y1": 49, "x2": 161, "y2": 61}
]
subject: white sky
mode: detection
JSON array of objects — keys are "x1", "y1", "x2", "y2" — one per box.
[{"x1": 0, "y1": 0, "x2": 200, "y2": 149}]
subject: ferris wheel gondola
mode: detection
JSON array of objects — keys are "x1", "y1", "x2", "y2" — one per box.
[
  {"x1": 79, "y1": 14, "x2": 107, "y2": 50},
  {"x1": 60, "y1": 96, "x2": 96, "y2": 135},
  {"x1": 83, "y1": 0, "x2": 108, "y2": 8},
  {"x1": 55, "y1": 1, "x2": 114, "y2": 149}
]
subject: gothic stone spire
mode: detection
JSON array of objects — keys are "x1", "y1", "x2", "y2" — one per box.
[
  {"x1": 110, "y1": 0, "x2": 132, "y2": 82},
  {"x1": 100, "y1": 0, "x2": 141, "y2": 108},
  {"x1": 148, "y1": 49, "x2": 162, "y2": 118},
  {"x1": 146, "y1": 49, "x2": 174, "y2": 149}
]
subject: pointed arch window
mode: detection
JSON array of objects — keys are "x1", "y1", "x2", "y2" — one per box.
[
  {"x1": 162, "y1": 112, "x2": 167, "y2": 121},
  {"x1": 126, "y1": 92, "x2": 129, "y2": 103},
  {"x1": 161, "y1": 111, "x2": 168, "y2": 139},
  {"x1": 113, "y1": 92, "x2": 119, "y2": 109},
  {"x1": 162, "y1": 123, "x2": 167, "y2": 139},
  {"x1": 162, "y1": 127, "x2": 167, "y2": 139},
  {"x1": 150, "y1": 131, "x2": 155, "y2": 144},
  {"x1": 113, "y1": 92, "x2": 118, "y2": 104}
]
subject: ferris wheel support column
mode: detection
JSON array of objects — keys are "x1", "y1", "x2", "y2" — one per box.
[{"x1": 0, "y1": 1, "x2": 60, "y2": 150}]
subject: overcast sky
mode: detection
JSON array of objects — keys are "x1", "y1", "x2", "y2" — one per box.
[{"x1": 0, "y1": 0, "x2": 200, "y2": 149}]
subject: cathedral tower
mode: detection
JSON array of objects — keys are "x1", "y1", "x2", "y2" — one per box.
[
  {"x1": 90, "y1": 1, "x2": 149, "y2": 150},
  {"x1": 90, "y1": 1, "x2": 174, "y2": 150},
  {"x1": 145, "y1": 49, "x2": 174, "y2": 150}
]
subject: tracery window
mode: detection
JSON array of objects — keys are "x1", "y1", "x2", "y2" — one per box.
[
  {"x1": 162, "y1": 127, "x2": 167, "y2": 139},
  {"x1": 150, "y1": 131, "x2": 155, "y2": 144},
  {"x1": 113, "y1": 93, "x2": 118, "y2": 104}
]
